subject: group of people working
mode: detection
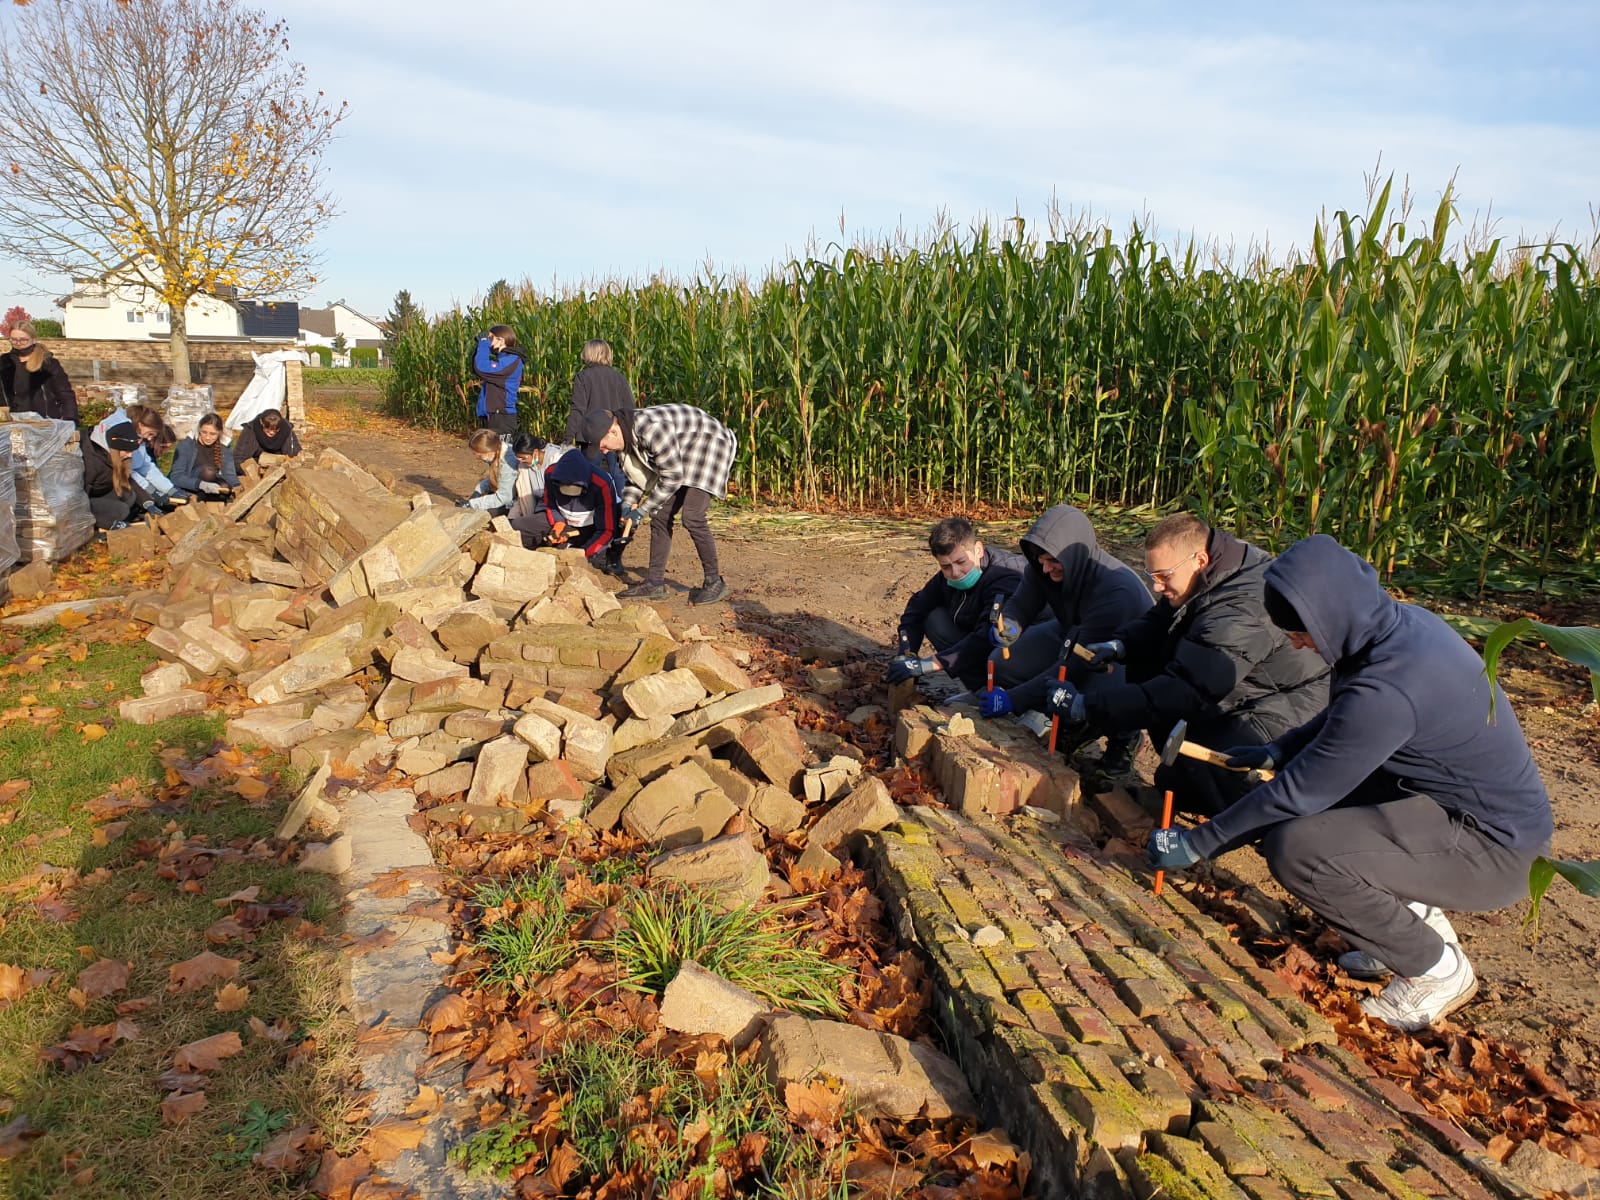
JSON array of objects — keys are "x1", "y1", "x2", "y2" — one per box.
[
  {"x1": 893, "y1": 508, "x2": 1552, "y2": 1033},
  {"x1": 3, "y1": 319, "x2": 302, "y2": 532},
  {"x1": 463, "y1": 333, "x2": 735, "y2": 605}
]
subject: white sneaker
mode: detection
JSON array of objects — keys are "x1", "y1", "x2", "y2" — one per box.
[
  {"x1": 1014, "y1": 711, "x2": 1052, "y2": 739},
  {"x1": 1338, "y1": 904, "x2": 1458, "y2": 980},
  {"x1": 1360, "y1": 944, "x2": 1478, "y2": 1032}
]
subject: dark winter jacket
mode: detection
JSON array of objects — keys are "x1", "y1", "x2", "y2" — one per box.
[
  {"x1": 544, "y1": 446, "x2": 618, "y2": 559},
  {"x1": 1084, "y1": 528, "x2": 1329, "y2": 736},
  {"x1": 1, "y1": 347, "x2": 78, "y2": 422},
  {"x1": 898, "y1": 547, "x2": 1027, "y2": 685},
  {"x1": 1187, "y1": 535, "x2": 1552, "y2": 860},
  {"x1": 473, "y1": 337, "x2": 525, "y2": 418},
  {"x1": 1001, "y1": 505, "x2": 1151, "y2": 709},
  {"x1": 233, "y1": 415, "x2": 301, "y2": 462},
  {"x1": 170, "y1": 436, "x2": 241, "y2": 493},
  {"x1": 81, "y1": 436, "x2": 148, "y2": 505},
  {"x1": 565, "y1": 363, "x2": 636, "y2": 449}
]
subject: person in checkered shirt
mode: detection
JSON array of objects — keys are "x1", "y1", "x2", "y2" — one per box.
[{"x1": 613, "y1": 404, "x2": 736, "y2": 605}]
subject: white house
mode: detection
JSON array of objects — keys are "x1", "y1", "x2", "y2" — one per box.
[
  {"x1": 60, "y1": 277, "x2": 300, "y2": 342},
  {"x1": 299, "y1": 300, "x2": 387, "y2": 362}
]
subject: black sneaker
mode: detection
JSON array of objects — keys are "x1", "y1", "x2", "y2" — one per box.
[
  {"x1": 618, "y1": 581, "x2": 667, "y2": 601},
  {"x1": 689, "y1": 576, "x2": 728, "y2": 605}
]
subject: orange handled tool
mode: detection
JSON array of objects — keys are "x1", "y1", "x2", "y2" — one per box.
[
  {"x1": 1153, "y1": 789, "x2": 1175, "y2": 897},
  {"x1": 992, "y1": 601, "x2": 1010, "y2": 661},
  {"x1": 1046, "y1": 663, "x2": 1067, "y2": 753},
  {"x1": 986, "y1": 658, "x2": 995, "y2": 694}
]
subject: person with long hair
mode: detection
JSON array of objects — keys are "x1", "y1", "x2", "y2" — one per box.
[
  {"x1": 462, "y1": 427, "x2": 519, "y2": 512},
  {"x1": 1, "y1": 320, "x2": 78, "y2": 422},
  {"x1": 472, "y1": 324, "x2": 525, "y2": 436},
  {"x1": 81, "y1": 422, "x2": 145, "y2": 530},
  {"x1": 232, "y1": 408, "x2": 302, "y2": 463},
  {"x1": 170, "y1": 414, "x2": 241, "y2": 501},
  {"x1": 90, "y1": 403, "x2": 181, "y2": 508}
]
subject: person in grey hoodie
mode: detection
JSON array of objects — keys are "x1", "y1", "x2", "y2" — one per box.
[
  {"x1": 1148, "y1": 534, "x2": 1552, "y2": 1032},
  {"x1": 979, "y1": 504, "x2": 1151, "y2": 771}
]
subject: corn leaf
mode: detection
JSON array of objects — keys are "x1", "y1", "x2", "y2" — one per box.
[
  {"x1": 1482, "y1": 618, "x2": 1600, "y2": 709},
  {"x1": 1525, "y1": 856, "x2": 1600, "y2": 938}
]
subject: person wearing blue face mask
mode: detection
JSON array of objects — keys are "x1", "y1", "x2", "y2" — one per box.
[{"x1": 887, "y1": 518, "x2": 1026, "y2": 692}]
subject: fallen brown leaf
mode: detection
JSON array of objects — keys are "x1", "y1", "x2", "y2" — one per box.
[
  {"x1": 0, "y1": 1115, "x2": 43, "y2": 1160},
  {"x1": 75, "y1": 959, "x2": 130, "y2": 1001},
  {"x1": 167, "y1": 951, "x2": 240, "y2": 994},
  {"x1": 363, "y1": 1117, "x2": 425, "y2": 1162},
  {"x1": 214, "y1": 982, "x2": 251, "y2": 1012},
  {"x1": 160, "y1": 1090, "x2": 207, "y2": 1126},
  {"x1": 173, "y1": 1030, "x2": 243, "y2": 1073},
  {"x1": 0, "y1": 780, "x2": 31, "y2": 806},
  {"x1": 965, "y1": 1128, "x2": 1019, "y2": 1170}
]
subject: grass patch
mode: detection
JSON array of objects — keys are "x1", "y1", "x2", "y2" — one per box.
[
  {"x1": 598, "y1": 887, "x2": 851, "y2": 1016},
  {"x1": 472, "y1": 869, "x2": 584, "y2": 991},
  {"x1": 303, "y1": 367, "x2": 387, "y2": 389},
  {"x1": 0, "y1": 612, "x2": 356, "y2": 1199}
]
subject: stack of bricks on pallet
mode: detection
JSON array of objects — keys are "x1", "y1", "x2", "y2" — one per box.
[
  {"x1": 868, "y1": 805, "x2": 1529, "y2": 1200},
  {"x1": 271, "y1": 468, "x2": 411, "y2": 584}
]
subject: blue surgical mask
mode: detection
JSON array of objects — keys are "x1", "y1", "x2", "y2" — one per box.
[{"x1": 946, "y1": 566, "x2": 982, "y2": 591}]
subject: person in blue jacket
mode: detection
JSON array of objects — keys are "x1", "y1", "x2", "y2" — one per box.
[
  {"x1": 170, "y1": 414, "x2": 240, "y2": 501},
  {"x1": 1147, "y1": 534, "x2": 1553, "y2": 1032},
  {"x1": 472, "y1": 325, "x2": 525, "y2": 436},
  {"x1": 888, "y1": 517, "x2": 1026, "y2": 692}
]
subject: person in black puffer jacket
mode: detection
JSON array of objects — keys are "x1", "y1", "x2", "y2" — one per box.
[
  {"x1": 564, "y1": 339, "x2": 636, "y2": 453},
  {"x1": 888, "y1": 517, "x2": 1026, "y2": 692},
  {"x1": 1044, "y1": 513, "x2": 1330, "y2": 816},
  {"x1": 982, "y1": 505, "x2": 1152, "y2": 770},
  {"x1": 2, "y1": 320, "x2": 78, "y2": 422}
]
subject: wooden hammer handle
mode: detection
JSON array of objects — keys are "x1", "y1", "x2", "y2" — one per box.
[{"x1": 1179, "y1": 740, "x2": 1234, "y2": 767}]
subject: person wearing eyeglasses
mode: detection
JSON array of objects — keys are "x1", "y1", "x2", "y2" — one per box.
[
  {"x1": 980, "y1": 504, "x2": 1151, "y2": 773},
  {"x1": 1042, "y1": 512, "x2": 1329, "y2": 815}
]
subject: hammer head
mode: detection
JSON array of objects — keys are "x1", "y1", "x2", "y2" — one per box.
[{"x1": 1159, "y1": 719, "x2": 1189, "y2": 767}]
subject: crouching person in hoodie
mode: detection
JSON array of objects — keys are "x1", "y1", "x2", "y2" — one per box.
[
  {"x1": 510, "y1": 411, "x2": 620, "y2": 561},
  {"x1": 82, "y1": 422, "x2": 147, "y2": 530},
  {"x1": 1147, "y1": 534, "x2": 1553, "y2": 1032}
]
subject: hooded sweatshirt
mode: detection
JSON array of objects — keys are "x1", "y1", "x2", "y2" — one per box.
[
  {"x1": 1084, "y1": 528, "x2": 1329, "y2": 736},
  {"x1": 897, "y1": 546, "x2": 1027, "y2": 685},
  {"x1": 473, "y1": 337, "x2": 525, "y2": 418},
  {"x1": 543, "y1": 447, "x2": 618, "y2": 558},
  {"x1": 1000, "y1": 505, "x2": 1151, "y2": 709},
  {"x1": 233, "y1": 414, "x2": 301, "y2": 461},
  {"x1": 1187, "y1": 535, "x2": 1552, "y2": 860}
]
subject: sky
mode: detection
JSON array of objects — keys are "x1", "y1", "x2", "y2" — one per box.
[{"x1": 4, "y1": 0, "x2": 1599, "y2": 322}]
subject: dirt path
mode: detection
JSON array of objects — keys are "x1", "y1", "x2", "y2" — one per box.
[{"x1": 309, "y1": 394, "x2": 1600, "y2": 1096}]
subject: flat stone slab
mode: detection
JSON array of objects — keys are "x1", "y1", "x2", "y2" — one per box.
[{"x1": 1, "y1": 596, "x2": 124, "y2": 629}]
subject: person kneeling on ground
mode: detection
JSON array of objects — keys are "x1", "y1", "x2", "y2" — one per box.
[
  {"x1": 511, "y1": 410, "x2": 620, "y2": 561},
  {"x1": 1147, "y1": 534, "x2": 1553, "y2": 1032},
  {"x1": 462, "y1": 427, "x2": 520, "y2": 513},
  {"x1": 887, "y1": 517, "x2": 1025, "y2": 692},
  {"x1": 232, "y1": 408, "x2": 302, "y2": 465},
  {"x1": 614, "y1": 404, "x2": 736, "y2": 606},
  {"x1": 980, "y1": 504, "x2": 1151, "y2": 772},
  {"x1": 81, "y1": 422, "x2": 148, "y2": 530},
  {"x1": 170, "y1": 414, "x2": 240, "y2": 502},
  {"x1": 1041, "y1": 513, "x2": 1328, "y2": 816},
  {"x1": 91, "y1": 405, "x2": 182, "y2": 512}
]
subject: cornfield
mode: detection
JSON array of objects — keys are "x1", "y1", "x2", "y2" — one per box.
[{"x1": 386, "y1": 182, "x2": 1600, "y2": 593}]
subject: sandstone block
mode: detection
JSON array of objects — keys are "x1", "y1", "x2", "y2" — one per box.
[
  {"x1": 465, "y1": 736, "x2": 530, "y2": 808},
  {"x1": 389, "y1": 646, "x2": 469, "y2": 684},
  {"x1": 806, "y1": 666, "x2": 847, "y2": 695},
  {"x1": 807, "y1": 776, "x2": 900, "y2": 851},
  {"x1": 140, "y1": 662, "x2": 193, "y2": 698},
  {"x1": 621, "y1": 760, "x2": 736, "y2": 849},
  {"x1": 297, "y1": 835, "x2": 352, "y2": 875},
  {"x1": 664, "y1": 685, "x2": 785, "y2": 738},
  {"x1": 179, "y1": 616, "x2": 252, "y2": 673},
  {"x1": 659, "y1": 961, "x2": 767, "y2": 1048},
  {"x1": 795, "y1": 841, "x2": 841, "y2": 885},
  {"x1": 735, "y1": 718, "x2": 806, "y2": 792},
  {"x1": 434, "y1": 610, "x2": 508, "y2": 662},
  {"x1": 612, "y1": 714, "x2": 674, "y2": 753},
  {"x1": 408, "y1": 676, "x2": 498, "y2": 713},
  {"x1": 512, "y1": 712, "x2": 563, "y2": 762},
  {"x1": 443, "y1": 710, "x2": 512, "y2": 741},
  {"x1": 415, "y1": 760, "x2": 474, "y2": 799},
  {"x1": 669, "y1": 643, "x2": 754, "y2": 694},
  {"x1": 118, "y1": 689, "x2": 208, "y2": 725},
  {"x1": 105, "y1": 520, "x2": 157, "y2": 560},
  {"x1": 248, "y1": 646, "x2": 357, "y2": 706},
  {"x1": 700, "y1": 758, "x2": 758, "y2": 811},
  {"x1": 561, "y1": 714, "x2": 613, "y2": 783},
  {"x1": 756, "y1": 1014, "x2": 976, "y2": 1121},
  {"x1": 648, "y1": 833, "x2": 770, "y2": 912},
  {"x1": 749, "y1": 785, "x2": 805, "y2": 836},
  {"x1": 525, "y1": 759, "x2": 585, "y2": 806},
  {"x1": 227, "y1": 710, "x2": 317, "y2": 752},
  {"x1": 277, "y1": 763, "x2": 335, "y2": 839},
  {"x1": 584, "y1": 778, "x2": 640, "y2": 832},
  {"x1": 311, "y1": 695, "x2": 369, "y2": 733},
  {"x1": 247, "y1": 555, "x2": 303, "y2": 587},
  {"x1": 621, "y1": 668, "x2": 708, "y2": 720}
]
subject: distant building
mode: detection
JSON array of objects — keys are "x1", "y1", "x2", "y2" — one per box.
[
  {"x1": 299, "y1": 300, "x2": 387, "y2": 364},
  {"x1": 60, "y1": 276, "x2": 299, "y2": 342}
]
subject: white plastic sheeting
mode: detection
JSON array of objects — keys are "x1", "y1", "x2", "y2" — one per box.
[
  {"x1": 0, "y1": 438, "x2": 18, "y2": 576},
  {"x1": 224, "y1": 349, "x2": 310, "y2": 444},
  {"x1": 163, "y1": 384, "x2": 215, "y2": 441},
  {"x1": 7, "y1": 416, "x2": 95, "y2": 563}
]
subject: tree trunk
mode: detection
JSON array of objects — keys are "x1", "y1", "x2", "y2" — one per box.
[{"x1": 168, "y1": 302, "x2": 193, "y2": 385}]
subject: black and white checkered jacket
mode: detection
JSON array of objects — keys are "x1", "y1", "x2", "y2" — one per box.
[{"x1": 622, "y1": 404, "x2": 737, "y2": 517}]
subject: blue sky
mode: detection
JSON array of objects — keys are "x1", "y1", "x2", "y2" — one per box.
[{"x1": 5, "y1": 0, "x2": 1598, "y2": 323}]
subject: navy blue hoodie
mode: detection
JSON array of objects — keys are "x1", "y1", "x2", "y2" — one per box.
[{"x1": 1187, "y1": 535, "x2": 1552, "y2": 860}]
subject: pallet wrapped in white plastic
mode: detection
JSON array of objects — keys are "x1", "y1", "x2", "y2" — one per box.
[
  {"x1": 0, "y1": 438, "x2": 18, "y2": 576},
  {"x1": 164, "y1": 384, "x2": 215, "y2": 441},
  {"x1": 7, "y1": 415, "x2": 95, "y2": 563}
]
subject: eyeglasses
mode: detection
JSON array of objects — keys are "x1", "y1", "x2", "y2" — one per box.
[{"x1": 1143, "y1": 551, "x2": 1197, "y2": 584}]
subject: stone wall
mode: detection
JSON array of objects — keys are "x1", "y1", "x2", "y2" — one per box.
[{"x1": 37, "y1": 338, "x2": 304, "y2": 420}]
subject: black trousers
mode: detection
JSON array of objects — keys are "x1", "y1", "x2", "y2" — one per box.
[
  {"x1": 1153, "y1": 710, "x2": 1281, "y2": 818},
  {"x1": 645, "y1": 487, "x2": 718, "y2": 586},
  {"x1": 923, "y1": 609, "x2": 984, "y2": 689},
  {"x1": 481, "y1": 411, "x2": 518, "y2": 436},
  {"x1": 89, "y1": 492, "x2": 137, "y2": 530},
  {"x1": 1256, "y1": 789, "x2": 1543, "y2": 977}
]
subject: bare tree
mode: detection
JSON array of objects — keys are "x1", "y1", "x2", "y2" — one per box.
[{"x1": 0, "y1": 0, "x2": 345, "y2": 383}]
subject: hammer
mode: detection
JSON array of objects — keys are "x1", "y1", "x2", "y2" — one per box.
[{"x1": 1159, "y1": 719, "x2": 1275, "y2": 783}]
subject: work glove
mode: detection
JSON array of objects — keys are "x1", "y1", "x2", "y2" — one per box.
[
  {"x1": 1043, "y1": 683, "x2": 1086, "y2": 725},
  {"x1": 457, "y1": 498, "x2": 474, "y2": 508},
  {"x1": 1081, "y1": 639, "x2": 1125, "y2": 669},
  {"x1": 198, "y1": 481, "x2": 223, "y2": 495},
  {"x1": 977, "y1": 688, "x2": 1013, "y2": 718},
  {"x1": 140, "y1": 499, "x2": 161, "y2": 514},
  {"x1": 620, "y1": 506, "x2": 645, "y2": 526},
  {"x1": 989, "y1": 615, "x2": 1023, "y2": 648},
  {"x1": 1221, "y1": 743, "x2": 1280, "y2": 772},
  {"x1": 885, "y1": 655, "x2": 938, "y2": 684},
  {"x1": 1148, "y1": 827, "x2": 1202, "y2": 871}
]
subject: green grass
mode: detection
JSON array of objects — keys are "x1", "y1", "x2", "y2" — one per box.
[
  {"x1": 302, "y1": 367, "x2": 387, "y2": 389},
  {"x1": 595, "y1": 886, "x2": 851, "y2": 1016},
  {"x1": 0, "y1": 615, "x2": 357, "y2": 1200},
  {"x1": 471, "y1": 869, "x2": 583, "y2": 991}
]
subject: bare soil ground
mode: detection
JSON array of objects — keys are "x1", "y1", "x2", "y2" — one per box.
[{"x1": 310, "y1": 391, "x2": 1600, "y2": 1101}]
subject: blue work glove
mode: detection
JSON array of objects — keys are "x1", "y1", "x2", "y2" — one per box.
[
  {"x1": 1043, "y1": 682, "x2": 1087, "y2": 724},
  {"x1": 977, "y1": 688, "x2": 1013, "y2": 718},
  {"x1": 885, "y1": 655, "x2": 938, "y2": 684},
  {"x1": 620, "y1": 506, "x2": 645, "y2": 527},
  {"x1": 1222, "y1": 743, "x2": 1280, "y2": 771},
  {"x1": 1148, "y1": 827, "x2": 1202, "y2": 871},
  {"x1": 989, "y1": 615, "x2": 1023, "y2": 648},
  {"x1": 141, "y1": 498, "x2": 162, "y2": 514},
  {"x1": 1081, "y1": 638, "x2": 1125, "y2": 670}
]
